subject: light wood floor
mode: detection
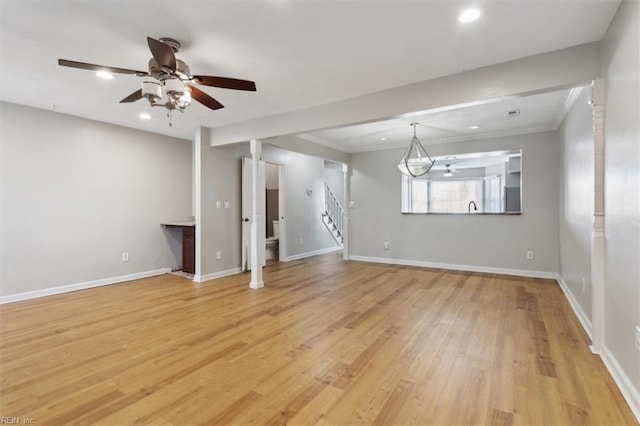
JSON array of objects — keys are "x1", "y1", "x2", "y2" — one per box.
[{"x1": 1, "y1": 254, "x2": 637, "y2": 425}]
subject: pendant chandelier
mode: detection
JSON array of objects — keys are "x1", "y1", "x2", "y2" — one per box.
[{"x1": 398, "y1": 122, "x2": 435, "y2": 177}]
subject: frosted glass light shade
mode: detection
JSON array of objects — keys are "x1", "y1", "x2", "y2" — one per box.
[
  {"x1": 398, "y1": 135, "x2": 435, "y2": 177},
  {"x1": 142, "y1": 79, "x2": 162, "y2": 101}
]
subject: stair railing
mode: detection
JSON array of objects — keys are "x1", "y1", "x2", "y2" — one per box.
[{"x1": 324, "y1": 182, "x2": 344, "y2": 240}]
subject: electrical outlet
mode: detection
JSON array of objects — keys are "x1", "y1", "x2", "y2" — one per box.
[
  {"x1": 384, "y1": 242, "x2": 390, "y2": 250},
  {"x1": 122, "y1": 252, "x2": 129, "y2": 262},
  {"x1": 299, "y1": 238, "x2": 304, "y2": 245},
  {"x1": 635, "y1": 326, "x2": 640, "y2": 352},
  {"x1": 526, "y1": 251, "x2": 534, "y2": 260},
  {"x1": 216, "y1": 251, "x2": 222, "y2": 260}
]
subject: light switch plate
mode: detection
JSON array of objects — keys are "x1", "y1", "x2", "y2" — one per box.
[
  {"x1": 216, "y1": 201, "x2": 222, "y2": 209},
  {"x1": 224, "y1": 201, "x2": 231, "y2": 209}
]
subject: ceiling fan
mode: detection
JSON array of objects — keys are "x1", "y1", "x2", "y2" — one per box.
[
  {"x1": 58, "y1": 37, "x2": 256, "y2": 125},
  {"x1": 443, "y1": 164, "x2": 461, "y2": 177}
]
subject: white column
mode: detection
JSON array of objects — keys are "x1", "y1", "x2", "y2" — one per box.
[
  {"x1": 193, "y1": 127, "x2": 204, "y2": 281},
  {"x1": 590, "y1": 79, "x2": 605, "y2": 353},
  {"x1": 342, "y1": 163, "x2": 350, "y2": 260},
  {"x1": 250, "y1": 139, "x2": 264, "y2": 289}
]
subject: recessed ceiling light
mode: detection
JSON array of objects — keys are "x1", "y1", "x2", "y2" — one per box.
[
  {"x1": 469, "y1": 125, "x2": 480, "y2": 130},
  {"x1": 379, "y1": 137, "x2": 387, "y2": 141},
  {"x1": 96, "y1": 70, "x2": 114, "y2": 80},
  {"x1": 139, "y1": 113, "x2": 151, "y2": 120},
  {"x1": 459, "y1": 9, "x2": 481, "y2": 23}
]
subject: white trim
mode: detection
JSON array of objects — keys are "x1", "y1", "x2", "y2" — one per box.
[
  {"x1": 556, "y1": 276, "x2": 593, "y2": 340},
  {"x1": 600, "y1": 346, "x2": 640, "y2": 422},
  {"x1": 0, "y1": 268, "x2": 171, "y2": 304},
  {"x1": 193, "y1": 267, "x2": 243, "y2": 283},
  {"x1": 249, "y1": 280, "x2": 264, "y2": 290},
  {"x1": 194, "y1": 127, "x2": 204, "y2": 278},
  {"x1": 348, "y1": 255, "x2": 558, "y2": 279},
  {"x1": 285, "y1": 246, "x2": 342, "y2": 262}
]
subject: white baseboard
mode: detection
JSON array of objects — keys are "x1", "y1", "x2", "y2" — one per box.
[
  {"x1": 348, "y1": 255, "x2": 558, "y2": 279},
  {"x1": 556, "y1": 276, "x2": 593, "y2": 340},
  {"x1": 0, "y1": 268, "x2": 171, "y2": 304},
  {"x1": 285, "y1": 246, "x2": 342, "y2": 262},
  {"x1": 193, "y1": 267, "x2": 242, "y2": 283},
  {"x1": 556, "y1": 278, "x2": 639, "y2": 422},
  {"x1": 601, "y1": 346, "x2": 640, "y2": 422},
  {"x1": 250, "y1": 280, "x2": 264, "y2": 289}
]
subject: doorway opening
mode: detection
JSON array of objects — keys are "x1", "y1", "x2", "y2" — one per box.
[
  {"x1": 265, "y1": 162, "x2": 283, "y2": 266},
  {"x1": 242, "y1": 158, "x2": 285, "y2": 272}
]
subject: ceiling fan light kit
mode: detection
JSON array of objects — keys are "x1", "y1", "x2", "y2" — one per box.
[
  {"x1": 398, "y1": 122, "x2": 435, "y2": 178},
  {"x1": 58, "y1": 36, "x2": 257, "y2": 126},
  {"x1": 142, "y1": 79, "x2": 162, "y2": 102}
]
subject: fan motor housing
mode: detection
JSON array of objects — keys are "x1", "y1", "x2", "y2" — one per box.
[{"x1": 148, "y1": 58, "x2": 191, "y2": 80}]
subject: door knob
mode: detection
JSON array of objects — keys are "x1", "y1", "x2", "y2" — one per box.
[{"x1": 242, "y1": 218, "x2": 250, "y2": 222}]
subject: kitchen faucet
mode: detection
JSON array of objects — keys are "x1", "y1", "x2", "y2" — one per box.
[{"x1": 468, "y1": 200, "x2": 478, "y2": 213}]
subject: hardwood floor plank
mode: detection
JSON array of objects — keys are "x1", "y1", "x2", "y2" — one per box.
[
  {"x1": 1, "y1": 253, "x2": 637, "y2": 425},
  {"x1": 371, "y1": 379, "x2": 415, "y2": 426}
]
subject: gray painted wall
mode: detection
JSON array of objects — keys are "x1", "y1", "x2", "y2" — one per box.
[
  {"x1": 0, "y1": 102, "x2": 192, "y2": 297},
  {"x1": 198, "y1": 143, "x2": 244, "y2": 276},
  {"x1": 558, "y1": 89, "x2": 594, "y2": 320},
  {"x1": 349, "y1": 131, "x2": 559, "y2": 274},
  {"x1": 602, "y1": 1, "x2": 640, "y2": 396}
]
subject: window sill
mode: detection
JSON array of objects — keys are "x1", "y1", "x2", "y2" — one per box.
[{"x1": 401, "y1": 212, "x2": 522, "y2": 215}]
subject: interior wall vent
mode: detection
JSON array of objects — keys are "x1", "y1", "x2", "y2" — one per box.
[{"x1": 506, "y1": 109, "x2": 521, "y2": 117}]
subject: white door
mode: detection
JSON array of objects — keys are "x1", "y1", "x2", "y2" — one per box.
[{"x1": 241, "y1": 157, "x2": 265, "y2": 271}]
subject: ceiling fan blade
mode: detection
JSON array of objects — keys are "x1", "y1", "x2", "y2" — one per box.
[
  {"x1": 187, "y1": 85, "x2": 224, "y2": 110},
  {"x1": 193, "y1": 75, "x2": 257, "y2": 91},
  {"x1": 58, "y1": 59, "x2": 147, "y2": 76},
  {"x1": 119, "y1": 89, "x2": 143, "y2": 103},
  {"x1": 147, "y1": 37, "x2": 176, "y2": 72}
]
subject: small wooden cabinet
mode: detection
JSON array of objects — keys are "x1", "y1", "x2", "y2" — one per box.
[
  {"x1": 182, "y1": 226, "x2": 195, "y2": 274},
  {"x1": 163, "y1": 223, "x2": 195, "y2": 275}
]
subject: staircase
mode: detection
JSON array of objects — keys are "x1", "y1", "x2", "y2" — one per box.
[{"x1": 322, "y1": 182, "x2": 344, "y2": 247}]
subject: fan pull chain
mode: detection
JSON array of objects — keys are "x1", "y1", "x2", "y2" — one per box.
[{"x1": 167, "y1": 109, "x2": 173, "y2": 127}]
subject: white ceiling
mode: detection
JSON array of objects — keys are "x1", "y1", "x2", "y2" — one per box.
[
  {"x1": 296, "y1": 87, "x2": 582, "y2": 152},
  {"x1": 0, "y1": 1, "x2": 619, "y2": 142}
]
